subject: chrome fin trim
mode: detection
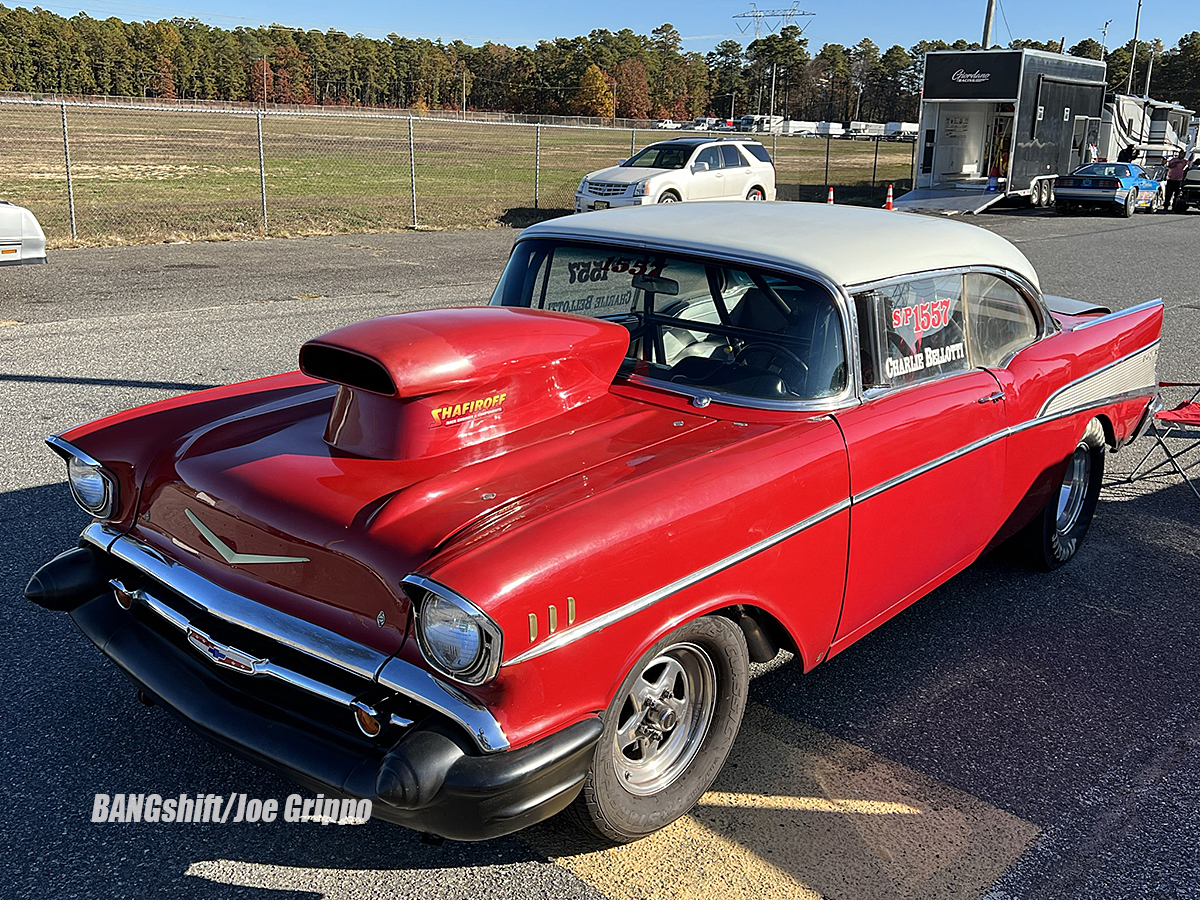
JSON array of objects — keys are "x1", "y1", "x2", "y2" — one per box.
[
  {"x1": 1039, "y1": 342, "x2": 1159, "y2": 418},
  {"x1": 502, "y1": 497, "x2": 852, "y2": 668},
  {"x1": 1070, "y1": 298, "x2": 1163, "y2": 332}
]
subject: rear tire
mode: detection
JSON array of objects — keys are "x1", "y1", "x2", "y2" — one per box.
[
  {"x1": 1019, "y1": 419, "x2": 1105, "y2": 570},
  {"x1": 1121, "y1": 189, "x2": 1137, "y2": 217},
  {"x1": 746, "y1": 187, "x2": 766, "y2": 200},
  {"x1": 569, "y1": 615, "x2": 749, "y2": 843}
]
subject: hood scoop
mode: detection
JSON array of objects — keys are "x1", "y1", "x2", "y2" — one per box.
[{"x1": 299, "y1": 307, "x2": 630, "y2": 459}]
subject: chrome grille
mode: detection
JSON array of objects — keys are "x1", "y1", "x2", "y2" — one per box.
[{"x1": 587, "y1": 181, "x2": 629, "y2": 197}]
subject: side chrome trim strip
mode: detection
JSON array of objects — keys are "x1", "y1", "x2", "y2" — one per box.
[
  {"x1": 502, "y1": 497, "x2": 852, "y2": 668},
  {"x1": 852, "y1": 428, "x2": 1009, "y2": 505},
  {"x1": 105, "y1": 531, "x2": 386, "y2": 680},
  {"x1": 1071, "y1": 298, "x2": 1164, "y2": 331},
  {"x1": 376, "y1": 657, "x2": 509, "y2": 752},
  {"x1": 1039, "y1": 342, "x2": 1159, "y2": 418}
]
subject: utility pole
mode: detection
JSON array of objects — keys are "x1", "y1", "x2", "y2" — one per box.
[
  {"x1": 982, "y1": 0, "x2": 997, "y2": 48},
  {"x1": 729, "y1": 91, "x2": 736, "y2": 121},
  {"x1": 461, "y1": 69, "x2": 467, "y2": 118},
  {"x1": 262, "y1": 55, "x2": 267, "y2": 107},
  {"x1": 769, "y1": 63, "x2": 777, "y2": 119},
  {"x1": 1100, "y1": 19, "x2": 1113, "y2": 56},
  {"x1": 1125, "y1": 0, "x2": 1143, "y2": 95}
]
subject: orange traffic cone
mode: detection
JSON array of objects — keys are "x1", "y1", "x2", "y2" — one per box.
[
  {"x1": 826, "y1": 186, "x2": 834, "y2": 205},
  {"x1": 884, "y1": 183, "x2": 894, "y2": 210}
]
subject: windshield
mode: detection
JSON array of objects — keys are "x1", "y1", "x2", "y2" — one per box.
[
  {"x1": 1075, "y1": 163, "x2": 1131, "y2": 178},
  {"x1": 622, "y1": 145, "x2": 691, "y2": 169},
  {"x1": 490, "y1": 239, "x2": 847, "y2": 402}
]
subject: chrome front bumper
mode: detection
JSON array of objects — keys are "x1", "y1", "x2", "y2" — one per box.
[{"x1": 79, "y1": 523, "x2": 508, "y2": 753}]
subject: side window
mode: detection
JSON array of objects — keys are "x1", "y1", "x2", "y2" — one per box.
[
  {"x1": 965, "y1": 273, "x2": 1039, "y2": 366},
  {"x1": 695, "y1": 147, "x2": 723, "y2": 169},
  {"x1": 876, "y1": 275, "x2": 969, "y2": 386},
  {"x1": 721, "y1": 144, "x2": 748, "y2": 168}
]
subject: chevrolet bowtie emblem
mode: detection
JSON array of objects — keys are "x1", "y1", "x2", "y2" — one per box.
[{"x1": 185, "y1": 508, "x2": 309, "y2": 565}]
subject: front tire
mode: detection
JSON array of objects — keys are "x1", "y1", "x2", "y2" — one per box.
[
  {"x1": 657, "y1": 191, "x2": 681, "y2": 204},
  {"x1": 1020, "y1": 419, "x2": 1105, "y2": 570},
  {"x1": 569, "y1": 615, "x2": 749, "y2": 843}
]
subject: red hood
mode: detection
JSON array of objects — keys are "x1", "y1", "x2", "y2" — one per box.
[{"x1": 69, "y1": 307, "x2": 732, "y2": 659}]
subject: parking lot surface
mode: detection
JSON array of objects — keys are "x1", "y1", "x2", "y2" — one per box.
[{"x1": 2, "y1": 208, "x2": 1198, "y2": 900}]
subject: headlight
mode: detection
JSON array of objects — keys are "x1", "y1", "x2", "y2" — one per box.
[
  {"x1": 633, "y1": 182, "x2": 648, "y2": 196},
  {"x1": 577, "y1": 179, "x2": 588, "y2": 194},
  {"x1": 405, "y1": 576, "x2": 502, "y2": 685},
  {"x1": 49, "y1": 436, "x2": 118, "y2": 518}
]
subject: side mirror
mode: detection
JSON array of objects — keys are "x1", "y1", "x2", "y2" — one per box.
[{"x1": 693, "y1": 161, "x2": 710, "y2": 172}]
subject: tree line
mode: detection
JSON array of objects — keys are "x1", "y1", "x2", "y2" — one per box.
[{"x1": 1, "y1": 5, "x2": 1197, "y2": 122}]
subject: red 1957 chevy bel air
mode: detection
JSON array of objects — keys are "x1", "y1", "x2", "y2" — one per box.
[{"x1": 28, "y1": 203, "x2": 1162, "y2": 842}]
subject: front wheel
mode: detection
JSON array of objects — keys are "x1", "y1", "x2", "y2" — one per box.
[
  {"x1": 569, "y1": 615, "x2": 749, "y2": 843},
  {"x1": 657, "y1": 191, "x2": 681, "y2": 204},
  {"x1": 1020, "y1": 419, "x2": 1105, "y2": 570}
]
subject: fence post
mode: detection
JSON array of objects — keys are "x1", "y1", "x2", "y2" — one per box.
[
  {"x1": 824, "y1": 135, "x2": 831, "y2": 191},
  {"x1": 910, "y1": 138, "x2": 917, "y2": 188},
  {"x1": 772, "y1": 133, "x2": 777, "y2": 160},
  {"x1": 534, "y1": 124, "x2": 541, "y2": 210},
  {"x1": 630, "y1": 129, "x2": 635, "y2": 158},
  {"x1": 256, "y1": 112, "x2": 267, "y2": 233},
  {"x1": 60, "y1": 101, "x2": 77, "y2": 241},
  {"x1": 408, "y1": 117, "x2": 418, "y2": 227},
  {"x1": 871, "y1": 135, "x2": 880, "y2": 190}
]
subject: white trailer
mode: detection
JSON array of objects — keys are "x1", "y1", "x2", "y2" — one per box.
[
  {"x1": 886, "y1": 121, "x2": 919, "y2": 138},
  {"x1": 815, "y1": 121, "x2": 845, "y2": 137}
]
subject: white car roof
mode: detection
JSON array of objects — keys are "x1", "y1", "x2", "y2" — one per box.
[{"x1": 521, "y1": 203, "x2": 1041, "y2": 291}]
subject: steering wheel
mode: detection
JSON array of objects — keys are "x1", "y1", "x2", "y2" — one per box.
[{"x1": 734, "y1": 342, "x2": 809, "y2": 375}]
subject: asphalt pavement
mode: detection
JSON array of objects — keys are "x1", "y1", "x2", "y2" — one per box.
[{"x1": 2, "y1": 208, "x2": 1198, "y2": 900}]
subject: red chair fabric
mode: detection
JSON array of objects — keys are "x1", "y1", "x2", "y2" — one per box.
[{"x1": 1128, "y1": 383, "x2": 1200, "y2": 499}]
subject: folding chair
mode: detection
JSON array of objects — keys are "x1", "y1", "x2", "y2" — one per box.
[{"x1": 1127, "y1": 382, "x2": 1200, "y2": 499}]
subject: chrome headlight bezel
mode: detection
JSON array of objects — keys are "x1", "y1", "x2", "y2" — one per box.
[
  {"x1": 404, "y1": 575, "x2": 503, "y2": 685},
  {"x1": 633, "y1": 181, "x2": 649, "y2": 196},
  {"x1": 47, "y1": 435, "x2": 118, "y2": 519}
]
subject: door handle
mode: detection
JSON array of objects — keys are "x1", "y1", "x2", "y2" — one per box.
[{"x1": 977, "y1": 391, "x2": 1005, "y2": 404}]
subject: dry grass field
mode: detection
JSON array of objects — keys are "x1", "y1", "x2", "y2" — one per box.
[{"x1": 0, "y1": 102, "x2": 915, "y2": 247}]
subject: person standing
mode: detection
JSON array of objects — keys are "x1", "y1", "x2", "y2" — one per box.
[{"x1": 1164, "y1": 149, "x2": 1190, "y2": 212}]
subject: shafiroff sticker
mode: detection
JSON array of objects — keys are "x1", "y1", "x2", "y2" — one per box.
[
  {"x1": 90, "y1": 792, "x2": 371, "y2": 825},
  {"x1": 431, "y1": 392, "x2": 507, "y2": 427}
]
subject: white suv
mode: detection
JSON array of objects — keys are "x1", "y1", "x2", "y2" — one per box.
[{"x1": 574, "y1": 138, "x2": 777, "y2": 213}]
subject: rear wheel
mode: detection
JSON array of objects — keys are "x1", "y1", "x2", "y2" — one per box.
[
  {"x1": 569, "y1": 615, "x2": 749, "y2": 843},
  {"x1": 1121, "y1": 188, "x2": 1137, "y2": 217},
  {"x1": 746, "y1": 186, "x2": 766, "y2": 200},
  {"x1": 1020, "y1": 419, "x2": 1105, "y2": 570}
]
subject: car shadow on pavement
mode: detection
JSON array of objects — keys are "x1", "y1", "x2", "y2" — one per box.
[{"x1": 0, "y1": 373, "x2": 221, "y2": 391}]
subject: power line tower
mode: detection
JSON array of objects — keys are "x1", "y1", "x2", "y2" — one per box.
[{"x1": 733, "y1": 2, "x2": 815, "y2": 42}]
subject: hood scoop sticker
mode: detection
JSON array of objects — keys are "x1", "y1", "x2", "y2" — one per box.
[{"x1": 185, "y1": 509, "x2": 310, "y2": 565}]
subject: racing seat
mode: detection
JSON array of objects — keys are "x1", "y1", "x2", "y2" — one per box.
[{"x1": 1127, "y1": 382, "x2": 1200, "y2": 500}]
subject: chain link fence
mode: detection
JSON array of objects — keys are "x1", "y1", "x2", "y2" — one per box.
[{"x1": 1, "y1": 98, "x2": 916, "y2": 248}]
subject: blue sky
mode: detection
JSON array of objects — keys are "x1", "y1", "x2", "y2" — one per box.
[{"x1": 33, "y1": 0, "x2": 1192, "y2": 54}]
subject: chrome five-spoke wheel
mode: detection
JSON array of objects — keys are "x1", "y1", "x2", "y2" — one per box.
[
  {"x1": 570, "y1": 615, "x2": 749, "y2": 842},
  {"x1": 612, "y1": 642, "x2": 716, "y2": 795}
]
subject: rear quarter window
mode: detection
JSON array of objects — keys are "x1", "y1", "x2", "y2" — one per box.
[{"x1": 743, "y1": 144, "x2": 772, "y2": 164}]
